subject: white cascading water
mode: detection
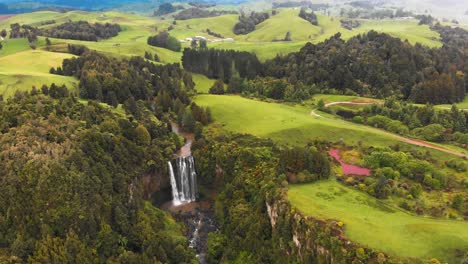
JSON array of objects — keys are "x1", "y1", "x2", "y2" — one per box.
[
  {"x1": 168, "y1": 161, "x2": 180, "y2": 204},
  {"x1": 168, "y1": 156, "x2": 198, "y2": 205}
]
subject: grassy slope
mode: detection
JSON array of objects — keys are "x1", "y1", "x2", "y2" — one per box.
[
  {"x1": 194, "y1": 94, "x2": 401, "y2": 146},
  {"x1": 0, "y1": 11, "x2": 181, "y2": 63},
  {"x1": 436, "y1": 95, "x2": 468, "y2": 109},
  {"x1": 165, "y1": 9, "x2": 442, "y2": 61},
  {"x1": 312, "y1": 94, "x2": 380, "y2": 104},
  {"x1": 0, "y1": 50, "x2": 78, "y2": 97},
  {"x1": 354, "y1": 19, "x2": 442, "y2": 48},
  {"x1": 288, "y1": 181, "x2": 468, "y2": 263},
  {"x1": 195, "y1": 94, "x2": 466, "y2": 160},
  {"x1": 192, "y1": 73, "x2": 216, "y2": 94}
]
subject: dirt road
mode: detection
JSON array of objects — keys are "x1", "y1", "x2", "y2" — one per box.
[{"x1": 311, "y1": 101, "x2": 467, "y2": 158}]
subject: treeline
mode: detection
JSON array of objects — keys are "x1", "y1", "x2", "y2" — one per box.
[
  {"x1": 67, "y1": 43, "x2": 89, "y2": 55},
  {"x1": 233, "y1": 11, "x2": 269, "y2": 35},
  {"x1": 264, "y1": 30, "x2": 467, "y2": 104},
  {"x1": 38, "y1": 21, "x2": 121, "y2": 41},
  {"x1": 182, "y1": 48, "x2": 263, "y2": 83},
  {"x1": 279, "y1": 145, "x2": 331, "y2": 183},
  {"x1": 225, "y1": 77, "x2": 317, "y2": 102},
  {"x1": 153, "y1": 3, "x2": 184, "y2": 16},
  {"x1": 8, "y1": 23, "x2": 36, "y2": 39},
  {"x1": 354, "y1": 99, "x2": 468, "y2": 145},
  {"x1": 206, "y1": 28, "x2": 223, "y2": 38},
  {"x1": 0, "y1": 91, "x2": 196, "y2": 262},
  {"x1": 147, "y1": 31, "x2": 181, "y2": 52},
  {"x1": 50, "y1": 51, "x2": 191, "y2": 107},
  {"x1": 173, "y1": 8, "x2": 236, "y2": 20},
  {"x1": 298, "y1": 7, "x2": 318, "y2": 25}
]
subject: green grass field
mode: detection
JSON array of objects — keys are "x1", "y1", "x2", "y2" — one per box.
[
  {"x1": 194, "y1": 95, "x2": 466, "y2": 162},
  {"x1": 354, "y1": 19, "x2": 442, "y2": 48},
  {"x1": 0, "y1": 50, "x2": 78, "y2": 97},
  {"x1": 288, "y1": 181, "x2": 468, "y2": 263},
  {"x1": 0, "y1": 11, "x2": 181, "y2": 63},
  {"x1": 311, "y1": 94, "x2": 380, "y2": 104},
  {"x1": 194, "y1": 94, "x2": 403, "y2": 146},
  {"x1": 192, "y1": 73, "x2": 217, "y2": 94},
  {"x1": 436, "y1": 95, "x2": 468, "y2": 109},
  {"x1": 0, "y1": 9, "x2": 443, "y2": 64}
]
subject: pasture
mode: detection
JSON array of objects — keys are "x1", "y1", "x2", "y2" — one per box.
[
  {"x1": 0, "y1": 50, "x2": 78, "y2": 98},
  {"x1": 288, "y1": 181, "x2": 468, "y2": 263},
  {"x1": 194, "y1": 94, "x2": 401, "y2": 146}
]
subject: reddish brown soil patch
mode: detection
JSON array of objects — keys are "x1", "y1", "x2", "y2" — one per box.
[{"x1": 329, "y1": 149, "x2": 371, "y2": 176}]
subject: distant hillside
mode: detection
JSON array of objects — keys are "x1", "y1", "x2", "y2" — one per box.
[{"x1": 0, "y1": 0, "x2": 248, "y2": 14}]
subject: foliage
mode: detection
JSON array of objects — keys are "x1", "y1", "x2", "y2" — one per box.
[
  {"x1": 0, "y1": 92, "x2": 195, "y2": 262},
  {"x1": 51, "y1": 51, "x2": 188, "y2": 107},
  {"x1": 154, "y1": 3, "x2": 183, "y2": 16},
  {"x1": 193, "y1": 134, "x2": 332, "y2": 263},
  {"x1": 234, "y1": 11, "x2": 269, "y2": 35},
  {"x1": 182, "y1": 48, "x2": 263, "y2": 83},
  {"x1": 38, "y1": 21, "x2": 121, "y2": 41},
  {"x1": 209, "y1": 80, "x2": 225, "y2": 95},
  {"x1": 264, "y1": 29, "x2": 467, "y2": 104},
  {"x1": 147, "y1": 31, "x2": 181, "y2": 52},
  {"x1": 360, "y1": 99, "x2": 468, "y2": 144},
  {"x1": 298, "y1": 7, "x2": 318, "y2": 25}
]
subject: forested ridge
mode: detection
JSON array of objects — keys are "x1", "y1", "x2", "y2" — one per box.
[
  {"x1": 51, "y1": 51, "x2": 189, "y2": 105},
  {"x1": 38, "y1": 21, "x2": 121, "y2": 41},
  {"x1": 183, "y1": 25, "x2": 467, "y2": 105},
  {"x1": 0, "y1": 91, "x2": 196, "y2": 263},
  {"x1": 265, "y1": 27, "x2": 467, "y2": 104}
]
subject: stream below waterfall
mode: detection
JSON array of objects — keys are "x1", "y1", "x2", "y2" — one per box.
[{"x1": 165, "y1": 122, "x2": 218, "y2": 264}]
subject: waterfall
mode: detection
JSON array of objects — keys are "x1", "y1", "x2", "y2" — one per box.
[
  {"x1": 168, "y1": 161, "x2": 180, "y2": 203},
  {"x1": 168, "y1": 156, "x2": 198, "y2": 205}
]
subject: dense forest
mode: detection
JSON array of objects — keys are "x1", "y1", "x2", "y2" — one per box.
[
  {"x1": 147, "y1": 31, "x2": 181, "y2": 52},
  {"x1": 265, "y1": 28, "x2": 467, "y2": 104},
  {"x1": 181, "y1": 25, "x2": 467, "y2": 104},
  {"x1": 192, "y1": 134, "x2": 411, "y2": 263},
  {"x1": 50, "y1": 51, "x2": 188, "y2": 105},
  {"x1": 38, "y1": 21, "x2": 121, "y2": 41},
  {"x1": 233, "y1": 11, "x2": 270, "y2": 35},
  {"x1": 50, "y1": 51, "x2": 211, "y2": 134},
  {"x1": 0, "y1": 91, "x2": 196, "y2": 263},
  {"x1": 182, "y1": 48, "x2": 263, "y2": 83}
]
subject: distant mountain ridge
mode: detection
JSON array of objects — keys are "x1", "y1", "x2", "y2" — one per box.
[{"x1": 0, "y1": 0, "x2": 245, "y2": 13}]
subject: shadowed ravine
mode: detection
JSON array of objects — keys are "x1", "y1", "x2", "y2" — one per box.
[{"x1": 165, "y1": 122, "x2": 217, "y2": 264}]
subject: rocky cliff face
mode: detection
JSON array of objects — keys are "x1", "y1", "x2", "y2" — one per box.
[
  {"x1": 143, "y1": 171, "x2": 172, "y2": 205},
  {"x1": 266, "y1": 197, "x2": 390, "y2": 264}
]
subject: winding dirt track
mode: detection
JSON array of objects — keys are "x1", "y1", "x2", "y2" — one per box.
[{"x1": 311, "y1": 101, "x2": 468, "y2": 158}]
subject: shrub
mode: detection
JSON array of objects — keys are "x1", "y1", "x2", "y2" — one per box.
[
  {"x1": 412, "y1": 124, "x2": 445, "y2": 142},
  {"x1": 352, "y1": 116, "x2": 363, "y2": 124},
  {"x1": 209, "y1": 80, "x2": 225, "y2": 95},
  {"x1": 367, "y1": 115, "x2": 392, "y2": 129}
]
